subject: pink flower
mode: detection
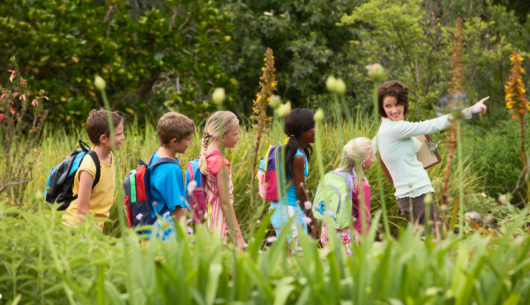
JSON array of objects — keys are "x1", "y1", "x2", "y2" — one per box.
[
  {"x1": 21, "y1": 94, "x2": 26, "y2": 101},
  {"x1": 136, "y1": 213, "x2": 143, "y2": 220},
  {"x1": 8, "y1": 70, "x2": 15, "y2": 82},
  {"x1": 341, "y1": 234, "x2": 351, "y2": 245},
  {"x1": 31, "y1": 99, "x2": 38, "y2": 106},
  {"x1": 303, "y1": 217, "x2": 312, "y2": 224},
  {"x1": 21, "y1": 80, "x2": 26, "y2": 86},
  {"x1": 0, "y1": 113, "x2": 3, "y2": 122},
  {"x1": 304, "y1": 201, "x2": 312, "y2": 210},
  {"x1": 43, "y1": 96, "x2": 49, "y2": 100},
  {"x1": 12, "y1": 92, "x2": 18, "y2": 97},
  {"x1": 10, "y1": 107, "x2": 15, "y2": 115}
]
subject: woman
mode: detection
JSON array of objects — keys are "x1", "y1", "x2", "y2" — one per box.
[{"x1": 373, "y1": 81, "x2": 487, "y2": 238}]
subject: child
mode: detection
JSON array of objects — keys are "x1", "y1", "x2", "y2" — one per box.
[
  {"x1": 62, "y1": 109, "x2": 125, "y2": 231},
  {"x1": 149, "y1": 112, "x2": 195, "y2": 240},
  {"x1": 270, "y1": 108, "x2": 318, "y2": 243},
  {"x1": 320, "y1": 138, "x2": 375, "y2": 255},
  {"x1": 198, "y1": 111, "x2": 246, "y2": 249}
]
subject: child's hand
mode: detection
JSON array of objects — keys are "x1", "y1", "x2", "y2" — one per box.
[
  {"x1": 469, "y1": 96, "x2": 489, "y2": 114},
  {"x1": 235, "y1": 235, "x2": 247, "y2": 250}
]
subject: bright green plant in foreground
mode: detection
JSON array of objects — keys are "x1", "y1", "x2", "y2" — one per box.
[{"x1": 1, "y1": 196, "x2": 530, "y2": 304}]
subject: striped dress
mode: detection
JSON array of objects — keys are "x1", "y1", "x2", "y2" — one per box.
[{"x1": 203, "y1": 154, "x2": 234, "y2": 238}]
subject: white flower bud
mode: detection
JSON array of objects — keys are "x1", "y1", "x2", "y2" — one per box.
[
  {"x1": 212, "y1": 88, "x2": 226, "y2": 105},
  {"x1": 424, "y1": 193, "x2": 433, "y2": 205},
  {"x1": 266, "y1": 236, "x2": 277, "y2": 243},
  {"x1": 314, "y1": 108, "x2": 324, "y2": 122},
  {"x1": 326, "y1": 76, "x2": 338, "y2": 92},
  {"x1": 94, "y1": 75, "x2": 106, "y2": 91},
  {"x1": 269, "y1": 95, "x2": 281, "y2": 108},
  {"x1": 336, "y1": 78, "x2": 346, "y2": 95},
  {"x1": 365, "y1": 63, "x2": 385, "y2": 81},
  {"x1": 277, "y1": 102, "x2": 291, "y2": 118}
]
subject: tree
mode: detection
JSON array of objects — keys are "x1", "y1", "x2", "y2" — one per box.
[
  {"x1": 340, "y1": 0, "x2": 514, "y2": 121},
  {"x1": 0, "y1": 0, "x2": 234, "y2": 125},
  {"x1": 218, "y1": 0, "x2": 366, "y2": 114}
]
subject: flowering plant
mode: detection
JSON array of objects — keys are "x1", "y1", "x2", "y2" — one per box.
[{"x1": 0, "y1": 56, "x2": 48, "y2": 198}]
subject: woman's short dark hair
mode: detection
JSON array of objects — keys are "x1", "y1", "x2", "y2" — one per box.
[{"x1": 377, "y1": 81, "x2": 409, "y2": 118}]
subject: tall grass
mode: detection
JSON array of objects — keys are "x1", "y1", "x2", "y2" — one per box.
[
  {"x1": 1, "y1": 196, "x2": 529, "y2": 304},
  {"x1": 1, "y1": 113, "x2": 483, "y2": 237}
]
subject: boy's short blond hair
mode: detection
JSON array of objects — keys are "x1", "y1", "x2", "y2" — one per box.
[
  {"x1": 86, "y1": 109, "x2": 124, "y2": 145},
  {"x1": 157, "y1": 112, "x2": 195, "y2": 146}
]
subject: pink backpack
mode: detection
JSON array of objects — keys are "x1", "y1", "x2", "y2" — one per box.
[{"x1": 186, "y1": 151, "x2": 221, "y2": 223}]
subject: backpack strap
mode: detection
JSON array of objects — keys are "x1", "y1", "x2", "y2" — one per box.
[
  {"x1": 86, "y1": 150, "x2": 101, "y2": 188},
  {"x1": 149, "y1": 158, "x2": 181, "y2": 169},
  {"x1": 78, "y1": 140, "x2": 101, "y2": 188},
  {"x1": 147, "y1": 151, "x2": 157, "y2": 166},
  {"x1": 78, "y1": 140, "x2": 91, "y2": 153},
  {"x1": 196, "y1": 151, "x2": 222, "y2": 159}
]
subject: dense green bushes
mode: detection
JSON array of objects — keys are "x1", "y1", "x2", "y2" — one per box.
[
  {"x1": 459, "y1": 120, "x2": 530, "y2": 204},
  {"x1": 0, "y1": 0, "x2": 234, "y2": 125},
  {"x1": 4, "y1": 0, "x2": 530, "y2": 125}
]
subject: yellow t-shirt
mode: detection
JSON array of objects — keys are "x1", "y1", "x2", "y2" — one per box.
[{"x1": 62, "y1": 152, "x2": 115, "y2": 231}]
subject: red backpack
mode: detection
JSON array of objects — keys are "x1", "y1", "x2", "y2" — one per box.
[{"x1": 123, "y1": 153, "x2": 181, "y2": 228}]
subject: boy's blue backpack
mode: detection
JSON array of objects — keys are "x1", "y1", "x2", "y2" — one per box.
[
  {"x1": 185, "y1": 151, "x2": 221, "y2": 223},
  {"x1": 123, "y1": 151, "x2": 182, "y2": 228},
  {"x1": 45, "y1": 141, "x2": 101, "y2": 210}
]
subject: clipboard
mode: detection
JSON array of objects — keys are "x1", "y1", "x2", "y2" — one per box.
[{"x1": 379, "y1": 134, "x2": 442, "y2": 185}]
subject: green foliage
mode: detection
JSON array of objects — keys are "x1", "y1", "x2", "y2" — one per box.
[
  {"x1": 340, "y1": 0, "x2": 519, "y2": 121},
  {"x1": 459, "y1": 119, "x2": 530, "y2": 204},
  {"x1": 218, "y1": 0, "x2": 367, "y2": 113},
  {"x1": 0, "y1": 0, "x2": 234, "y2": 125},
  {"x1": 1, "y1": 197, "x2": 530, "y2": 304}
]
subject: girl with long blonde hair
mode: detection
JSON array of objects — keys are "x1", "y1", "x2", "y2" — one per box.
[
  {"x1": 198, "y1": 111, "x2": 246, "y2": 249},
  {"x1": 320, "y1": 137, "x2": 375, "y2": 255}
]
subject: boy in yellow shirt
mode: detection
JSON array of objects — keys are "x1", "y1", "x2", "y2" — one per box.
[{"x1": 62, "y1": 109, "x2": 125, "y2": 231}]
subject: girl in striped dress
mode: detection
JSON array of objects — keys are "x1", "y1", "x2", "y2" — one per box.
[{"x1": 198, "y1": 111, "x2": 246, "y2": 249}]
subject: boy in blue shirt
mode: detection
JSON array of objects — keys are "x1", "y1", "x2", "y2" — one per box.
[{"x1": 149, "y1": 112, "x2": 195, "y2": 240}]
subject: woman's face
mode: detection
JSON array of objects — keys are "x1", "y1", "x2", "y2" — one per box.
[
  {"x1": 383, "y1": 95, "x2": 405, "y2": 121},
  {"x1": 300, "y1": 127, "x2": 316, "y2": 144},
  {"x1": 223, "y1": 124, "x2": 241, "y2": 148}
]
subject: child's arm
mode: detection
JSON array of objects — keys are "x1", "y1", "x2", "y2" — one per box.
[
  {"x1": 353, "y1": 182, "x2": 371, "y2": 236},
  {"x1": 171, "y1": 207, "x2": 187, "y2": 233},
  {"x1": 217, "y1": 165, "x2": 246, "y2": 249},
  {"x1": 76, "y1": 170, "x2": 94, "y2": 225},
  {"x1": 292, "y1": 155, "x2": 310, "y2": 203},
  {"x1": 292, "y1": 156, "x2": 319, "y2": 238}
]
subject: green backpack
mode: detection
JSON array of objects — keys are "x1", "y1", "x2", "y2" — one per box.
[{"x1": 312, "y1": 171, "x2": 357, "y2": 230}]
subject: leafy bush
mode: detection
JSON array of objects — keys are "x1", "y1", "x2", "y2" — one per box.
[
  {"x1": 459, "y1": 119, "x2": 530, "y2": 204},
  {"x1": 0, "y1": 0, "x2": 235, "y2": 125}
]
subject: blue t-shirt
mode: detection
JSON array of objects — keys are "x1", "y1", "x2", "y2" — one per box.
[
  {"x1": 273, "y1": 149, "x2": 309, "y2": 207},
  {"x1": 149, "y1": 150, "x2": 186, "y2": 219}
]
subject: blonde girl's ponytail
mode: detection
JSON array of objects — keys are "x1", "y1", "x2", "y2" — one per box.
[
  {"x1": 199, "y1": 132, "x2": 212, "y2": 174},
  {"x1": 198, "y1": 111, "x2": 239, "y2": 175},
  {"x1": 337, "y1": 137, "x2": 373, "y2": 186}
]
